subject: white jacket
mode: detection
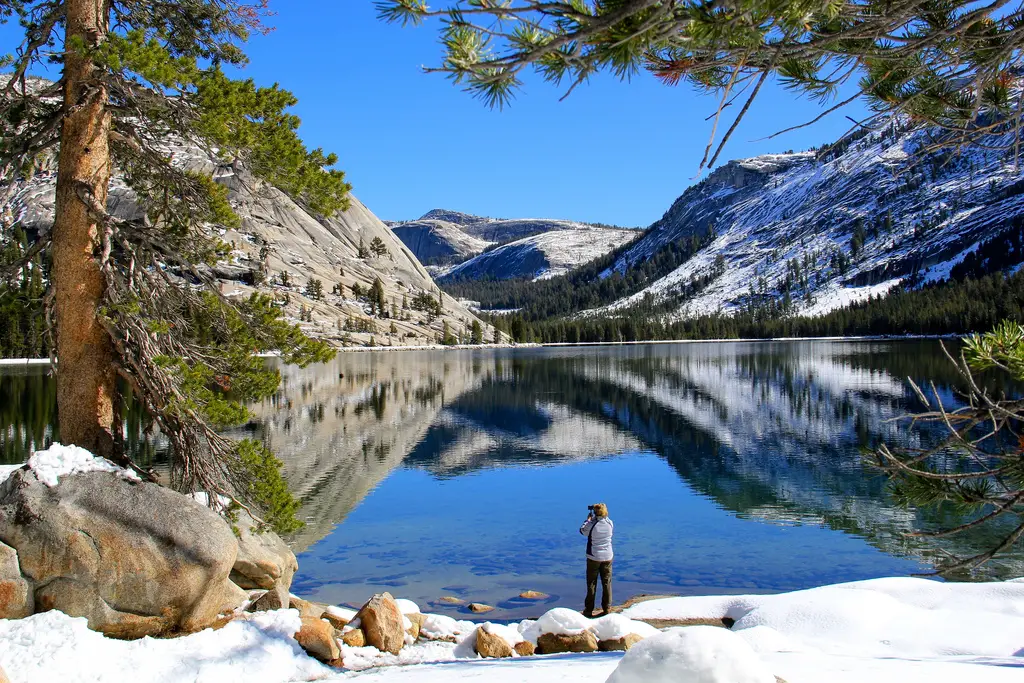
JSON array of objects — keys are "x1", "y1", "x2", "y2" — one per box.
[{"x1": 580, "y1": 516, "x2": 614, "y2": 562}]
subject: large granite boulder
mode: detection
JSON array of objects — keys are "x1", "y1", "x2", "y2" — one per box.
[
  {"x1": 353, "y1": 592, "x2": 405, "y2": 654},
  {"x1": 0, "y1": 540, "x2": 31, "y2": 619},
  {"x1": 230, "y1": 508, "x2": 297, "y2": 607},
  {"x1": 0, "y1": 467, "x2": 247, "y2": 638}
]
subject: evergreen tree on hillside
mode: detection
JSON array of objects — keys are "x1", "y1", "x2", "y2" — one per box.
[
  {"x1": 0, "y1": 0, "x2": 350, "y2": 532},
  {"x1": 379, "y1": 0, "x2": 1024, "y2": 170}
]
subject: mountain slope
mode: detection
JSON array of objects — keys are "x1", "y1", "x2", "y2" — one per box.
[
  {"x1": 4, "y1": 151, "x2": 493, "y2": 349},
  {"x1": 589, "y1": 123, "x2": 1024, "y2": 318},
  {"x1": 440, "y1": 225, "x2": 637, "y2": 282},
  {"x1": 391, "y1": 208, "x2": 637, "y2": 278}
]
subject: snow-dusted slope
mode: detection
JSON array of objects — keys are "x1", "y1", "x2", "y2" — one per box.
[
  {"x1": 391, "y1": 208, "x2": 637, "y2": 277},
  {"x1": 592, "y1": 123, "x2": 1024, "y2": 318},
  {"x1": 390, "y1": 218, "x2": 491, "y2": 266},
  {"x1": 440, "y1": 225, "x2": 637, "y2": 281}
]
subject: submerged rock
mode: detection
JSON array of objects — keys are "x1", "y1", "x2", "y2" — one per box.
[
  {"x1": 437, "y1": 596, "x2": 465, "y2": 605},
  {"x1": 518, "y1": 590, "x2": 548, "y2": 600},
  {"x1": 467, "y1": 602, "x2": 494, "y2": 613},
  {"x1": 354, "y1": 592, "x2": 405, "y2": 654},
  {"x1": 0, "y1": 467, "x2": 246, "y2": 638}
]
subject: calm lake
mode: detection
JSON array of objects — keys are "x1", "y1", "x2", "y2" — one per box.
[{"x1": 2, "y1": 340, "x2": 1021, "y2": 618}]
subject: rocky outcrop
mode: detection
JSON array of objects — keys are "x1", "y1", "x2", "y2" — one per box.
[
  {"x1": 0, "y1": 541, "x2": 31, "y2": 619},
  {"x1": 5, "y1": 132, "x2": 492, "y2": 351},
  {"x1": 295, "y1": 616, "x2": 342, "y2": 665},
  {"x1": 474, "y1": 625, "x2": 513, "y2": 658},
  {"x1": 230, "y1": 509, "x2": 297, "y2": 608},
  {"x1": 0, "y1": 468, "x2": 246, "y2": 638},
  {"x1": 536, "y1": 630, "x2": 599, "y2": 654},
  {"x1": 353, "y1": 592, "x2": 405, "y2": 654},
  {"x1": 467, "y1": 602, "x2": 494, "y2": 613},
  {"x1": 513, "y1": 640, "x2": 536, "y2": 656}
]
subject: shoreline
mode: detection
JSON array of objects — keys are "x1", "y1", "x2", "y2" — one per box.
[{"x1": 0, "y1": 333, "x2": 964, "y2": 365}]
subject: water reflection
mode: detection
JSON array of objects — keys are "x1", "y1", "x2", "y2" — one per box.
[{"x1": 2, "y1": 341, "x2": 1021, "y2": 616}]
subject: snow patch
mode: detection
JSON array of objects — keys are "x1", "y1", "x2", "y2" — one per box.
[
  {"x1": 26, "y1": 443, "x2": 140, "y2": 487},
  {"x1": 605, "y1": 626, "x2": 776, "y2": 683}
]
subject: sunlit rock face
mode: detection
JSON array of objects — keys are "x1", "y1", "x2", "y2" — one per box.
[{"x1": 3, "y1": 121, "x2": 491, "y2": 349}]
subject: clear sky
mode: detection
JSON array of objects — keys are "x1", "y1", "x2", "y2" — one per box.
[{"x1": 2, "y1": 2, "x2": 870, "y2": 227}]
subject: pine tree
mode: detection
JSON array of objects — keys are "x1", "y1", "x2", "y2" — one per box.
[
  {"x1": 304, "y1": 278, "x2": 324, "y2": 301},
  {"x1": 872, "y1": 323, "x2": 1024, "y2": 575},
  {"x1": 369, "y1": 236, "x2": 390, "y2": 257},
  {"x1": 370, "y1": 277, "x2": 386, "y2": 317},
  {"x1": 379, "y1": 0, "x2": 1024, "y2": 169},
  {"x1": 0, "y1": 1, "x2": 349, "y2": 532},
  {"x1": 470, "y1": 320, "x2": 483, "y2": 345}
]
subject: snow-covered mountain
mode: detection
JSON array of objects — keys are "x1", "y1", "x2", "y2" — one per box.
[
  {"x1": 440, "y1": 225, "x2": 637, "y2": 282},
  {"x1": 589, "y1": 122, "x2": 1024, "y2": 318},
  {"x1": 390, "y1": 208, "x2": 637, "y2": 280}
]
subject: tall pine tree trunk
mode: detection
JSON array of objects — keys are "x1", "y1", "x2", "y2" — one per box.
[{"x1": 52, "y1": 0, "x2": 117, "y2": 458}]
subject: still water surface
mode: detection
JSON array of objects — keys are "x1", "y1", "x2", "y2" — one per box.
[{"x1": 2, "y1": 341, "x2": 1020, "y2": 618}]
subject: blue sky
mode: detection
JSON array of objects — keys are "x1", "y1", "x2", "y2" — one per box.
[{"x1": 2, "y1": 2, "x2": 869, "y2": 226}]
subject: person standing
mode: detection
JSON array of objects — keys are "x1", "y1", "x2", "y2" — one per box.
[{"x1": 579, "y1": 502, "x2": 614, "y2": 618}]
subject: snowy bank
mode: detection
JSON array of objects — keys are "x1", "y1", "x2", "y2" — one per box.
[
  {"x1": 0, "y1": 576, "x2": 1022, "y2": 682},
  {"x1": 620, "y1": 576, "x2": 1024, "y2": 660}
]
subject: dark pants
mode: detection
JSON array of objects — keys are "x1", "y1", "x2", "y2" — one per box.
[{"x1": 584, "y1": 558, "x2": 612, "y2": 616}]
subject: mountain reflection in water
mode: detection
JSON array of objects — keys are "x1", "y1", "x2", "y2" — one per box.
[{"x1": 2, "y1": 341, "x2": 1021, "y2": 617}]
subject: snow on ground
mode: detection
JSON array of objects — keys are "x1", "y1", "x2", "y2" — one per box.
[
  {"x1": 23, "y1": 443, "x2": 140, "y2": 487},
  {"x1": 798, "y1": 278, "x2": 903, "y2": 318},
  {"x1": 622, "y1": 576, "x2": 1024, "y2": 660},
  {"x1": 0, "y1": 609, "x2": 329, "y2": 683},
  {"x1": 1, "y1": 577, "x2": 1021, "y2": 682}
]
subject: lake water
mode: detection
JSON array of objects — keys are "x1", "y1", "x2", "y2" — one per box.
[{"x1": 2, "y1": 340, "x2": 1021, "y2": 619}]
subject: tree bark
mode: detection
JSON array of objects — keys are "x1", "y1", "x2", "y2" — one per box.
[{"x1": 52, "y1": 0, "x2": 117, "y2": 458}]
